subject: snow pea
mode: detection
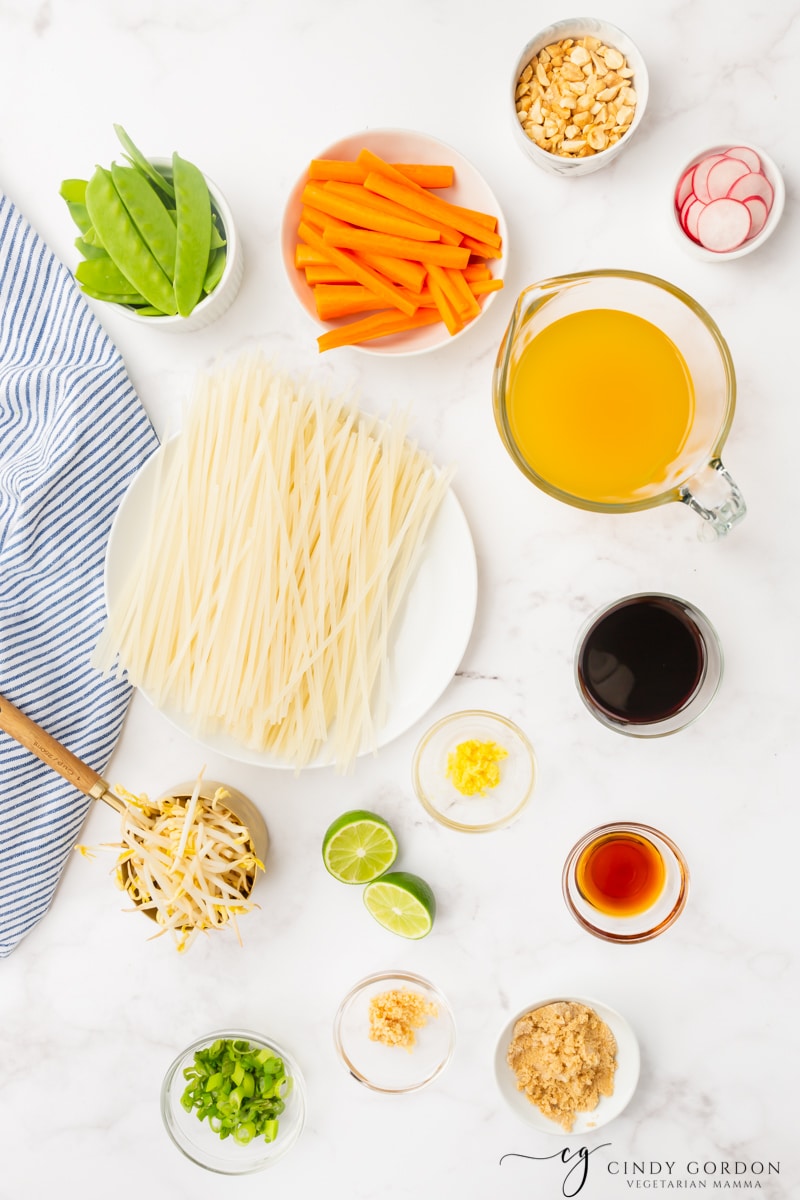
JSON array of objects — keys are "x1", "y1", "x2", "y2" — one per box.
[
  {"x1": 203, "y1": 247, "x2": 227, "y2": 294},
  {"x1": 172, "y1": 152, "x2": 212, "y2": 317},
  {"x1": 74, "y1": 235, "x2": 109, "y2": 261},
  {"x1": 111, "y1": 163, "x2": 177, "y2": 277},
  {"x1": 81, "y1": 226, "x2": 105, "y2": 248},
  {"x1": 79, "y1": 286, "x2": 147, "y2": 305},
  {"x1": 113, "y1": 124, "x2": 175, "y2": 200},
  {"x1": 59, "y1": 179, "x2": 87, "y2": 203},
  {"x1": 85, "y1": 166, "x2": 177, "y2": 314},
  {"x1": 210, "y1": 215, "x2": 226, "y2": 249},
  {"x1": 65, "y1": 201, "x2": 91, "y2": 234},
  {"x1": 75, "y1": 256, "x2": 136, "y2": 295}
]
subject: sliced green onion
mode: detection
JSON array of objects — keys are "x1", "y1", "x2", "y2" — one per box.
[{"x1": 180, "y1": 1038, "x2": 290, "y2": 1146}]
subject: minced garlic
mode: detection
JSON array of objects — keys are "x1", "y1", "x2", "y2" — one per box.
[
  {"x1": 446, "y1": 739, "x2": 508, "y2": 796},
  {"x1": 368, "y1": 988, "x2": 438, "y2": 1051}
]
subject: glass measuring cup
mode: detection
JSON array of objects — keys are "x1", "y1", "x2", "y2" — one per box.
[{"x1": 492, "y1": 270, "x2": 746, "y2": 538}]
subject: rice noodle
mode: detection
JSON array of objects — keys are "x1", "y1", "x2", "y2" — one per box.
[{"x1": 93, "y1": 352, "x2": 453, "y2": 769}]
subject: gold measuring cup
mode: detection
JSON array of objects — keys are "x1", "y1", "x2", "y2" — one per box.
[
  {"x1": 0, "y1": 692, "x2": 267, "y2": 921},
  {"x1": 493, "y1": 269, "x2": 746, "y2": 539}
]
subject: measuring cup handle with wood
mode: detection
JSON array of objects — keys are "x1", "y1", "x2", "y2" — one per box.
[{"x1": 0, "y1": 692, "x2": 124, "y2": 813}]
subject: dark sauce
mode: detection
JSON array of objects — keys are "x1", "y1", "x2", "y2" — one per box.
[{"x1": 578, "y1": 596, "x2": 705, "y2": 724}]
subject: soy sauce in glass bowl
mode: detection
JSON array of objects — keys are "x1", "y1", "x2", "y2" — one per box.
[{"x1": 574, "y1": 593, "x2": 723, "y2": 737}]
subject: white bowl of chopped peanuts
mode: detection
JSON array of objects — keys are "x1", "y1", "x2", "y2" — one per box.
[{"x1": 511, "y1": 18, "x2": 649, "y2": 176}]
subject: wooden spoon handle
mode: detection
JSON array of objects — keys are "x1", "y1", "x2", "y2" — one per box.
[{"x1": 0, "y1": 692, "x2": 123, "y2": 812}]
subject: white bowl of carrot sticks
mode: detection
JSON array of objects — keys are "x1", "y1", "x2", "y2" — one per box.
[{"x1": 281, "y1": 128, "x2": 507, "y2": 355}]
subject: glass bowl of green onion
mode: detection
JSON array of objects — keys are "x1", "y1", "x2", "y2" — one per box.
[{"x1": 160, "y1": 1029, "x2": 306, "y2": 1173}]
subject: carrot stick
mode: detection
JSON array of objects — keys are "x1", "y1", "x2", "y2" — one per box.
[
  {"x1": 302, "y1": 182, "x2": 440, "y2": 242},
  {"x1": 395, "y1": 164, "x2": 454, "y2": 189},
  {"x1": 363, "y1": 254, "x2": 426, "y2": 292},
  {"x1": 445, "y1": 267, "x2": 482, "y2": 319},
  {"x1": 301, "y1": 248, "x2": 426, "y2": 291},
  {"x1": 304, "y1": 263, "x2": 357, "y2": 284},
  {"x1": 317, "y1": 308, "x2": 441, "y2": 352},
  {"x1": 309, "y1": 160, "x2": 367, "y2": 183},
  {"x1": 316, "y1": 282, "x2": 393, "y2": 316},
  {"x1": 447, "y1": 201, "x2": 498, "y2": 232},
  {"x1": 300, "y1": 203, "x2": 349, "y2": 232},
  {"x1": 322, "y1": 181, "x2": 463, "y2": 246},
  {"x1": 295, "y1": 243, "x2": 329, "y2": 268},
  {"x1": 469, "y1": 278, "x2": 505, "y2": 295},
  {"x1": 363, "y1": 171, "x2": 502, "y2": 250},
  {"x1": 426, "y1": 263, "x2": 466, "y2": 316},
  {"x1": 299, "y1": 231, "x2": 426, "y2": 291},
  {"x1": 462, "y1": 235, "x2": 503, "y2": 259},
  {"x1": 426, "y1": 270, "x2": 463, "y2": 337},
  {"x1": 309, "y1": 159, "x2": 454, "y2": 188},
  {"x1": 463, "y1": 263, "x2": 492, "y2": 281},
  {"x1": 313, "y1": 283, "x2": 425, "y2": 321},
  {"x1": 323, "y1": 226, "x2": 470, "y2": 269},
  {"x1": 357, "y1": 149, "x2": 430, "y2": 195},
  {"x1": 298, "y1": 221, "x2": 417, "y2": 316}
]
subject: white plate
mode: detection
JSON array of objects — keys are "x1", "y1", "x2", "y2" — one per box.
[
  {"x1": 104, "y1": 438, "x2": 477, "y2": 769},
  {"x1": 281, "y1": 127, "x2": 508, "y2": 356},
  {"x1": 494, "y1": 996, "x2": 640, "y2": 1135}
]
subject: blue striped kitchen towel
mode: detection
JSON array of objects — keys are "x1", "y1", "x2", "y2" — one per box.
[{"x1": 0, "y1": 192, "x2": 158, "y2": 956}]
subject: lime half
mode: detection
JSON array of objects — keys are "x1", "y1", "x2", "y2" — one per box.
[
  {"x1": 363, "y1": 871, "x2": 436, "y2": 939},
  {"x1": 322, "y1": 810, "x2": 399, "y2": 884}
]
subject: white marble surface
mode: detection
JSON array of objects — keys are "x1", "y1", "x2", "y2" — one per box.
[{"x1": 1, "y1": 1, "x2": 797, "y2": 1197}]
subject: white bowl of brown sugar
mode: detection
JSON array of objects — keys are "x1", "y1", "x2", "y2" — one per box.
[{"x1": 495, "y1": 996, "x2": 640, "y2": 1133}]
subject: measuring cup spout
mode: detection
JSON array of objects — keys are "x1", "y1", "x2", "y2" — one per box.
[{"x1": 679, "y1": 459, "x2": 746, "y2": 540}]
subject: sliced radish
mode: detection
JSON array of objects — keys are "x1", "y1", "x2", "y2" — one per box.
[
  {"x1": 679, "y1": 191, "x2": 697, "y2": 225},
  {"x1": 693, "y1": 153, "x2": 728, "y2": 203},
  {"x1": 683, "y1": 198, "x2": 706, "y2": 243},
  {"x1": 675, "y1": 166, "x2": 696, "y2": 210},
  {"x1": 696, "y1": 197, "x2": 752, "y2": 252},
  {"x1": 725, "y1": 145, "x2": 762, "y2": 173},
  {"x1": 727, "y1": 170, "x2": 774, "y2": 209},
  {"x1": 743, "y1": 195, "x2": 769, "y2": 239},
  {"x1": 706, "y1": 156, "x2": 750, "y2": 200}
]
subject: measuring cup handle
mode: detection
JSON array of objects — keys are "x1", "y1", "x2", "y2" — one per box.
[
  {"x1": 680, "y1": 459, "x2": 746, "y2": 540},
  {"x1": 0, "y1": 692, "x2": 121, "y2": 810}
]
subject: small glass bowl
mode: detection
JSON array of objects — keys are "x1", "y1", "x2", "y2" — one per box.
[
  {"x1": 574, "y1": 593, "x2": 723, "y2": 738},
  {"x1": 333, "y1": 971, "x2": 455, "y2": 1093},
  {"x1": 511, "y1": 18, "x2": 649, "y2": 177},
  {"x1": 412, "y1": 710, "x2": 536, "y2": 832},
  {"x1": 495, "y1": 996, "x2": 640, "y2": 1134},
  {"x1": 562, "y1": 821, "x2": 690, "y2": 943},
  {"x1": 160, "y1": 1029, "x2": 306, "y2": 1174},
  {"x1": 671, "y1": 142, "x2": 785, "y2": 262}
]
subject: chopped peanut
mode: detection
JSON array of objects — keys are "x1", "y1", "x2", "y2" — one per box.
[{"x1": 515, "y1": 36, "x2": 638, "y2": 158}]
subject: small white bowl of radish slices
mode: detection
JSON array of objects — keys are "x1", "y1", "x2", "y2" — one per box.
[{"x1": 673, "y1": 143, "x2": 784, "y2": 260}]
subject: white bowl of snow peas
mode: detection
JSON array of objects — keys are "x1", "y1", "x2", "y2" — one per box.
[{"x1": 61, "y1": 126, "x2": 243, "y2": 332}]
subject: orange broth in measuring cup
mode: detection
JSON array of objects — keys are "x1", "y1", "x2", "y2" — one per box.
[{"x1": 506, "y1": 309, "x2": 696, "y2": 504}]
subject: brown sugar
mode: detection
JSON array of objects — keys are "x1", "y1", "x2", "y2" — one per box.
[
  {"x1": 506, "y1": 1001, "x2": 617, "y2": 1130},
  {"x1": 368, "y1": 987, "x2": 438, "y2": 1051}
]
